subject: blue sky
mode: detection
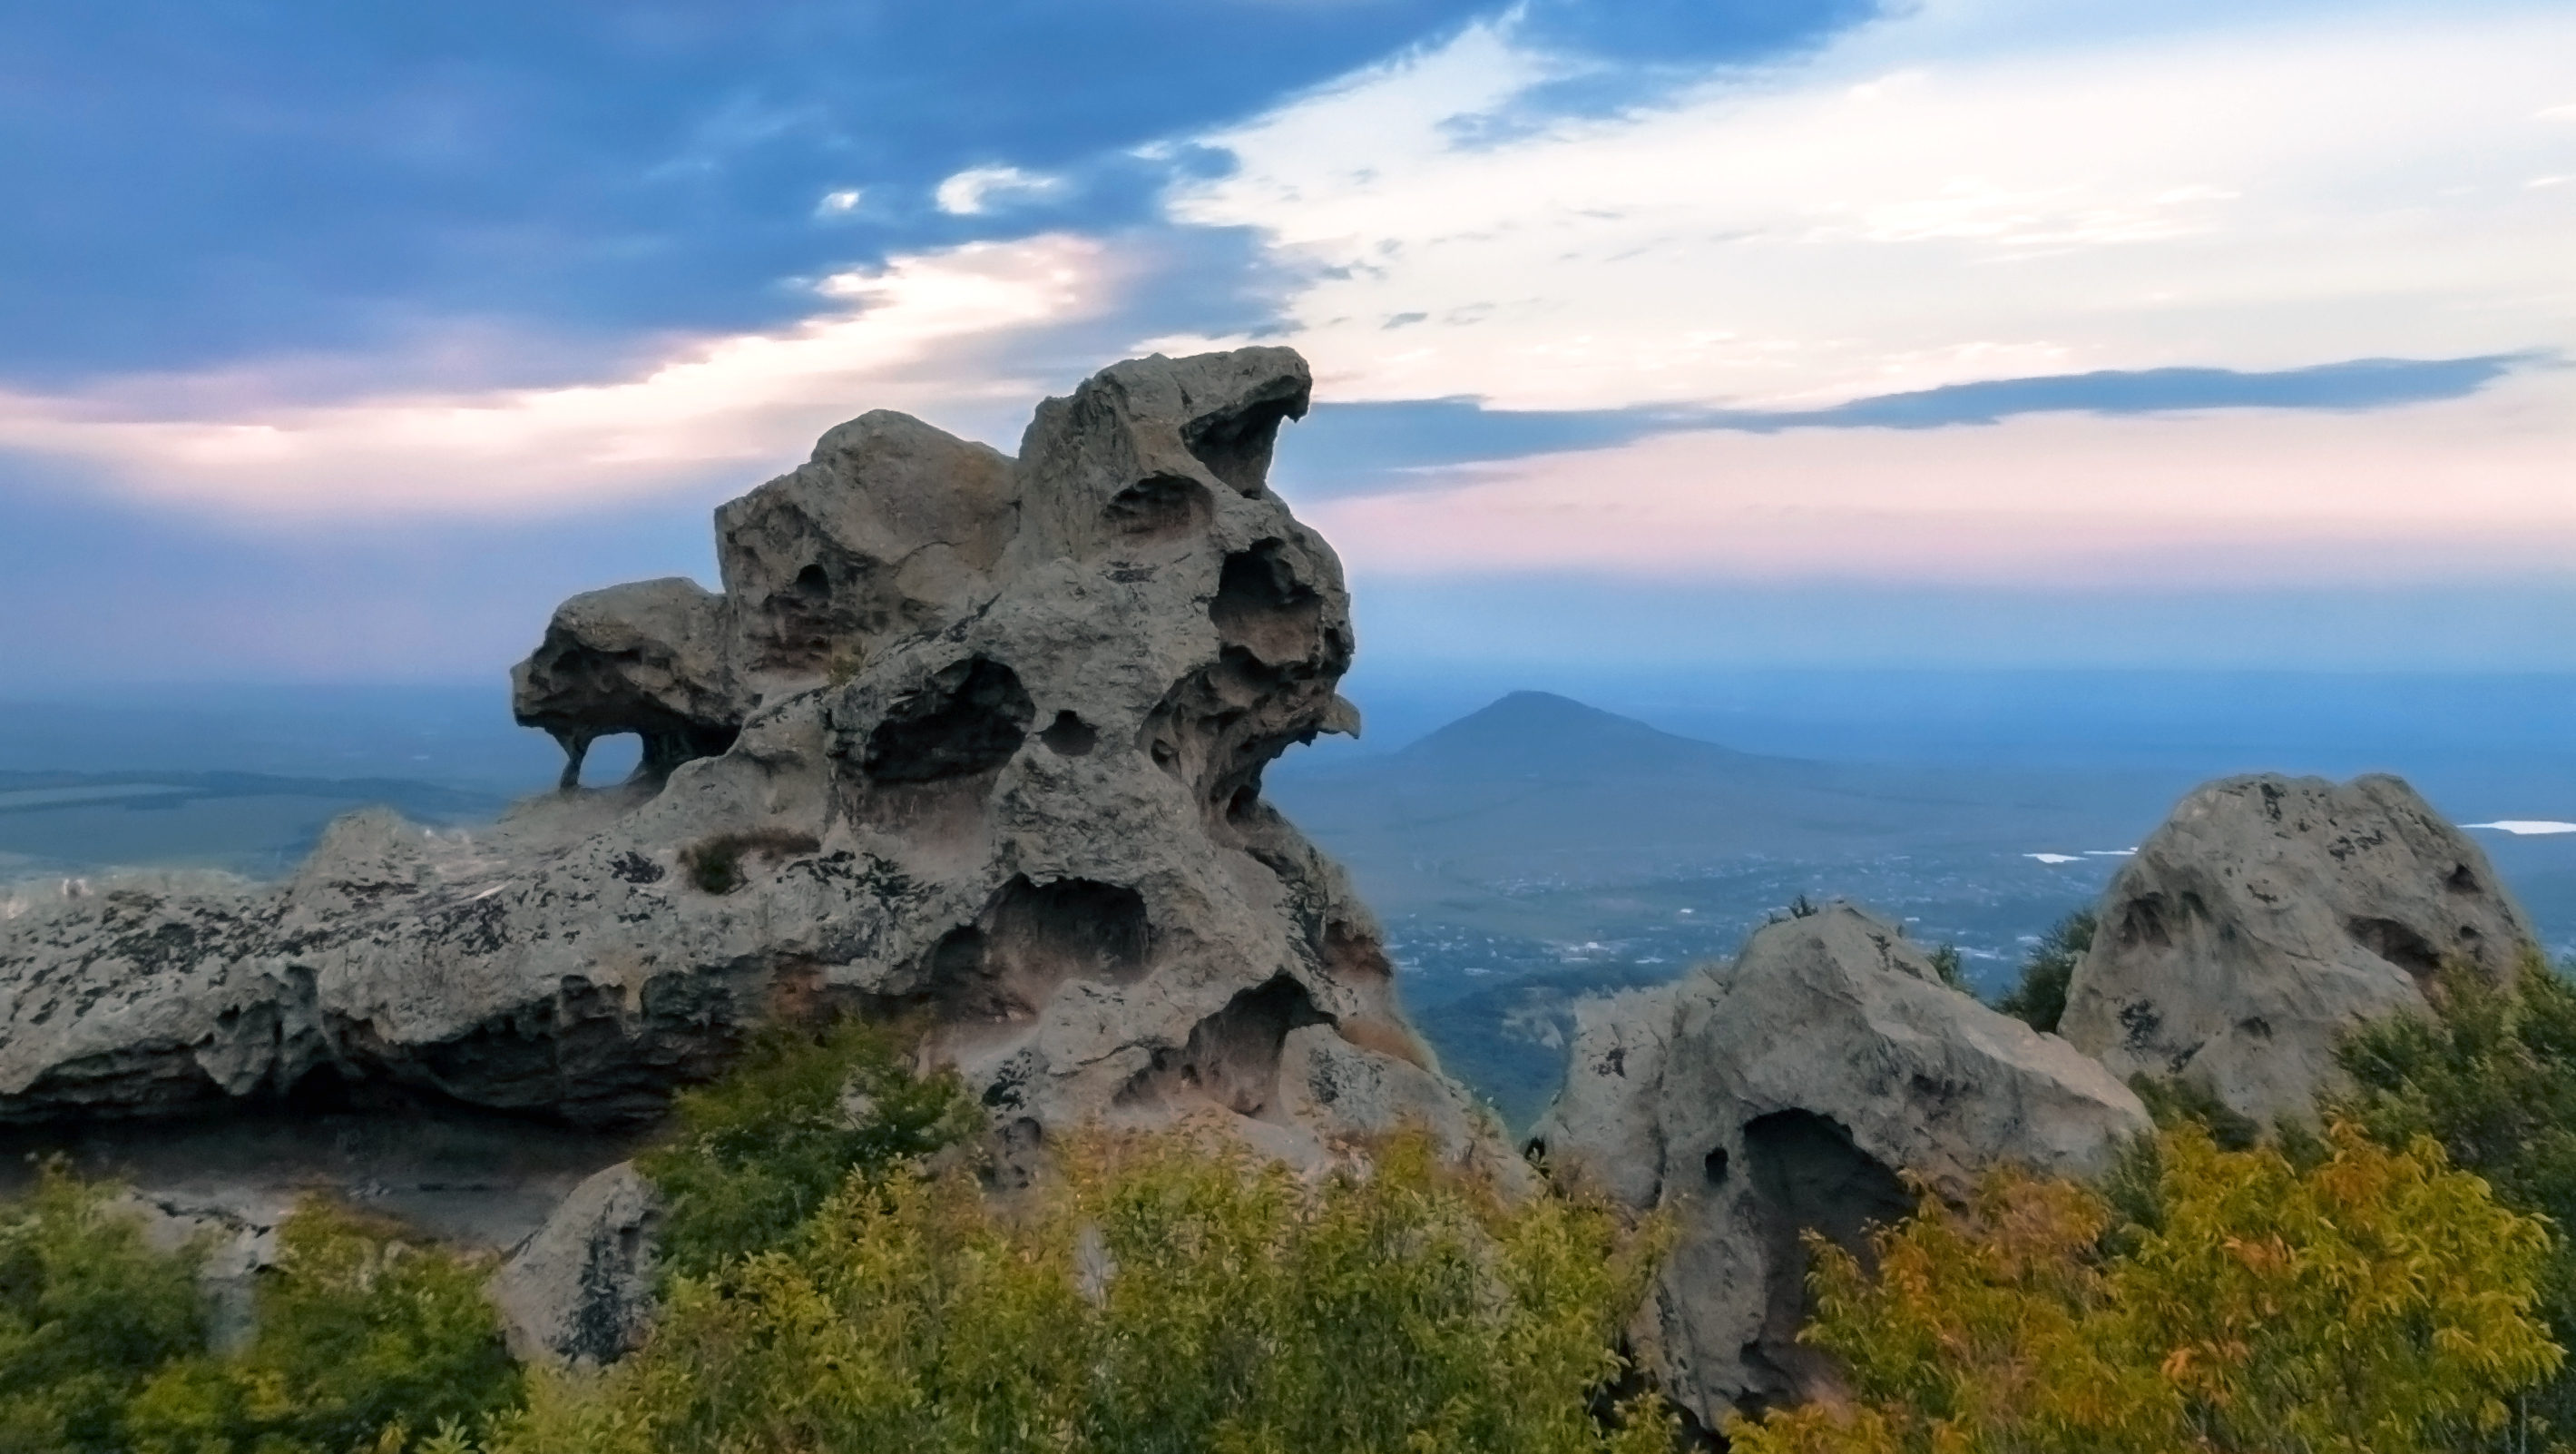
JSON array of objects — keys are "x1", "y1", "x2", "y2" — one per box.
[{"x1": 3, "y1": 0, "x2": 2571, "y2": 683}]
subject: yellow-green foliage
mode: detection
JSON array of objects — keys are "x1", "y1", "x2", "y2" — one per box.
[
  {"x1": 2337, "y1": 954, "x2": 2576, "y2": 1438},
  {"x1": 123, "y1": 1200, "x2": 520, "y2": 1454},
  {"x1": 471, "y1": 1131, "x2": 1672, "y2": 1454},
  {"x1": 0, "y1": 1164, "x2": 206, "y2": 1453},
  {"x1": 638, "y1": 1017, "x2": 984, "y2": 1279},
  {"x1": 1727, "y1": 1122, "x2": 2561, "y2": 1454}
]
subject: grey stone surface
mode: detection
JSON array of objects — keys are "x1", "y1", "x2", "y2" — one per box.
[
  {"x1": 490, "y1": 1161, "x2": 661, "y2": 1369},
  {"x1": 1532, "y1": 903, "x2": 2148, "y2": 1429},
  {"x1": 2059, "y1": 772, "x2": 2537, "y2": 1126},
  {"x1": 0, "y1": 349, "x2": 1499, "y2": 1177}
]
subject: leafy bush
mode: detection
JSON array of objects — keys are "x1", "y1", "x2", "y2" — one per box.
[
  {"x1": 472, "y1": 1129, "x2": 1671, "y2": 1454},
  {"x1": 1925, "y1": 943, "x2": 1968, "y2": 992},
  {"x1": 0, "y1": 1168, "x2": 515, "y2": 1454},
  {"x1": 1995, "y1": 907, "x2": 2093, "y2": 1033},
  {"x1": 124, "y1": 1200, "x2": 521, "y2": 1454},
  {"x1": 2336, "y1": 953, "x2": 2576, "y2": 1437},
  {"x1": 637, "y1": 1017, "x2": 982, "y2": 1278},
  {"x1": 679, "y1": 828, "x2": 820, "y2": 895},
  {"x1": 1727, "y1": 1122, "x2": 2561, "y2": 1454},
  {"x1": 0, "y1": 1165, "x2": 206, "y2": 1453}
]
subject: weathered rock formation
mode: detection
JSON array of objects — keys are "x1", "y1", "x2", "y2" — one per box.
[
  {"x1": 1532, "y1": 903, "x2": 2149, "y2": 1429},
  {"x1": 0, "y1": 348, "x2": 1492, "y2": 1177},
  {"x1": 2059, "y1": 772, "x2": 2535, "y2": 1126}
]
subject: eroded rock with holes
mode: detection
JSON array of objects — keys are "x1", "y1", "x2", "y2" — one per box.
[
  {"x1": 0, "y1": 348, "x2": 1501, "y2": 1184},
  {"x1": 512, "y1": 578, "x2": 739, "y2": 788},
  {"x1": 2059, "y1": 772, "x2": 2535, "y2": 1127},
  {"x1": 1531, "y1": 903, "x2": 2148, "y2": 1431}
]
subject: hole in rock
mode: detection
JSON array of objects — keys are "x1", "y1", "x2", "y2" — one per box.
[
  {"x1": 1104, "y1": 473, "x2": 1210, "y2": 543},
  {"x1": 1038, "y1": 711, "x2": 1098, "y2": 757},
  {"x1": 1120, "y1": 974, "x2": 1328, "y2": 1119},
  {"x1": 568, "y1": 733, "x2": 642, "y2": 789},
  {"x1": 2349, "y1": 916, "x2": 2443, "y2": 981},
  {"x1": 1210, "y1": 540, "x2": 1324, "y2": 664},
  {"x1": 791, "y1": 562, "x2": 830, "y2": 600},
  {"x1": 863, "y1": 656, "x2": 1035, "y2": 783},
  {"x1": 2446, "y1": 864, "x2": 2483, "y2": 895},
  {"x1": 1704, "y1": 1146, "x2": 1730, "y2": 1186},
  {"x1": 1741, "y1": 1110, "x2": 1911, "y2": 1408},
  {"x1": 930, "y1": 877, "x2": 1152, "y2": 1022},
  {"x1": 1181, "y1": 387, "x2": 1307, "y2": 496}
]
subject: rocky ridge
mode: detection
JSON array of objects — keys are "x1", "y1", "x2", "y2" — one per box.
[{"x1": 0, "y1": 348, "x2": 1494, "y2": 1180}]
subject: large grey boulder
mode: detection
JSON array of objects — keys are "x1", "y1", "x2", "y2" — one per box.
[
  {"x1": 2059, "y1": 772, "x2": 2535, "y2": 1127},
  {"x1": 1532, "y1": 903, "x2": 2148, "y2": 1429},
  {"x1": 0, "y1": 349, "x2": 1501, "y2": 1179},
  {"x1": 489, "y1": 1161, "x2": 661, "y2": 1369}
]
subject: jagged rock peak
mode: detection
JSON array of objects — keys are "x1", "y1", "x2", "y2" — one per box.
[
  {"x1": 1532, "y1": 901, "x2": 2148, "y2": 1431},
  {"x1": 2059, "y1": 771, "x2": 2536, "y2": 1127},
  {"x1": 0, "y1": 348, "x2": 1500, "y2": 1184}
]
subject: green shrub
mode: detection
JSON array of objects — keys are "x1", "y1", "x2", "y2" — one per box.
[
  {"x1": 638, "y1": 1017, "x2": 983, "y2": 1278},
  {"x1": 124, "y1": 1200, "x2": 520, "y2": 1454},
  {"x1": 1727, "y1": 1122, "x2": 2561, "y2": 1454},
  {"x1": 0, "y1": 1164, "x2": 206, "y2": 1453},
  {"x1": 2336, "y1": 953, "x2": 2576, "y2": 1439},
  {"x1": 679, "y1": 829, "x2": 820, "y2": 895},
  {"x1": 1925, "y1": 943, "x2": 1969, "y2": 992},
  {"x1": 2127, "y1": 1070, "x2": 2265, "y2": 1151},
  {"x1": 1995, "y1": 907, "x2": 2093, "y2": 1033},
  {"x1": 475, "y1": 1130, "x2": 1673, "y2": 1454}
]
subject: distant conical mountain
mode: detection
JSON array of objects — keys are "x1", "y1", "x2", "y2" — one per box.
[
  {"x1": 1268, "y1": 689, "x2": 2149, "y2": 913},
  {"x1": 1396, "y1": 692, "x2": 1781, "y2": 779}
]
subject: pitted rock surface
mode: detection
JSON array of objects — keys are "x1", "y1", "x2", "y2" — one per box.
[
  {"x1": 1531, "y1": 903, "x2": 2147, "y2": 1430},
  {"x1": 2059, "y1": 772, "x2": 2536, "y2": 1126},
  {"x1": 0, "y1": 349, "x2": 1494, "y2": 1175}
]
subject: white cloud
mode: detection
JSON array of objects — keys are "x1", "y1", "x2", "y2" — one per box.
[
  {"x1": 816, "y1": 187, "x2": 865, "y2": 216},
  {"x1": 934, "y1": 164, "x2": 1065, "y2": 216},
  {"x1": 0, "y1": 236, "x2": 1113, "y2": 515},
  {"x1": 1162, "y1": 2, "x2": 2576, "y2": 409}
]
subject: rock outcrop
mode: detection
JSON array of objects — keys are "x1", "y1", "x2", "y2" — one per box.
[
  {"x1": 490, "y1": 1161, "x2": 661, "y2": 1369},
  {"x1": 2059, "y1": 772, "x2": 2535, "y2": 1126},
  {"x1": 1532, "y1": 903, "x2": 2148, "y2": 1429},
  {"x1": 0, "y1": 348, "x2": 1493, "y2": 1176}
]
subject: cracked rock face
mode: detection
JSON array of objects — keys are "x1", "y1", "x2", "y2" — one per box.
[
  {"x1": 2059, "y1": 772, "x2": 2536, "y2": 1127},
  {"x1": 0, "y1": 348, "x2": 1496, "y2": 1176},
  {"x1": 1531, "y1": 903, "x2": 2148, "y2": 1430}
]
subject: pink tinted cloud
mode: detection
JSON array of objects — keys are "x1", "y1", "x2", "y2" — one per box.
[{"x1": 1309, "y1": 371, "x2": 2576, "y2": 588}]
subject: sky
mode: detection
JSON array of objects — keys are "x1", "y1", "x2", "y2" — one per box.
[{"x1": 2, "y1": 0, "x2": 2571, "y2": 685}]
